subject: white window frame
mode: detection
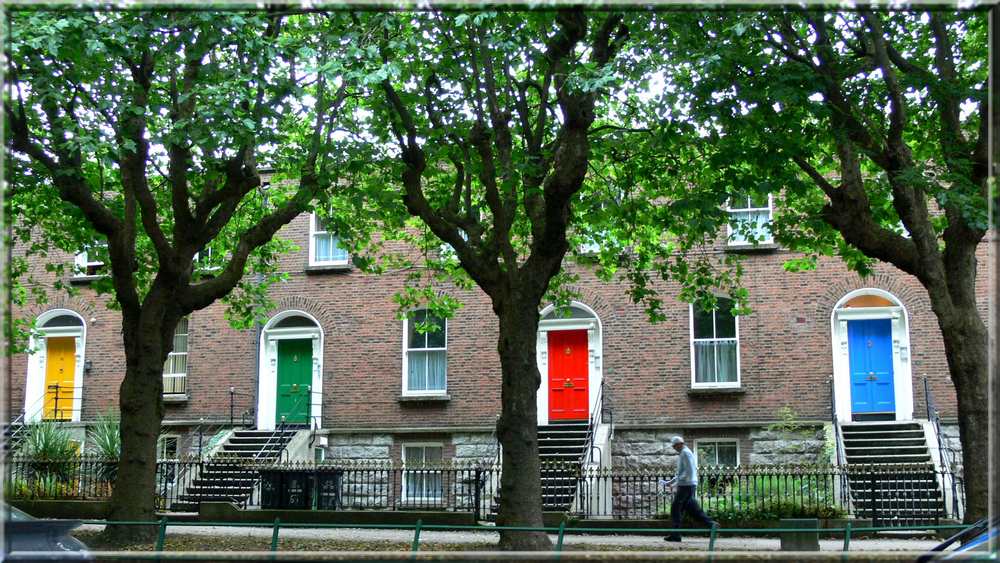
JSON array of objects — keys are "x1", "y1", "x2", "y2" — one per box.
[
  {"x1": 439, "y1": 229, "x2": 470, "y2": 258},
  {"x1": 193, "y1": 247, "x2": 221, "y2": 273},
  {"x1": 401, "y1": 442, "x2": 444, "y2": 503},
  {"x1": 157, "y1": 434, "x2": 180, "y2": 485},
  {"x1": 689, "y1": 301, "x2": 741, "y2": 389},
  {"x1": 726, "y1": 193, "x2": 773, "y2": 245},
  {"x1": 163, "y1": 318, "x2": 188, "y2": 396},
  {"x1": 309, "y1": 212, "x2": 349, "y2": 267},
  {"x1": 401, "y1": 310, "x2": 448, "y2": 397},
  {"x1": 73, "y1": 241, "x2": 108, "y2": 277},
  {"x1": 694, "y1": 438, "x2": 740, "y2": 468}
]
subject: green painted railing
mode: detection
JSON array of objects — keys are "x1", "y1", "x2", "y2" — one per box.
[{"x1": 81, "y1": 519, "x2": 981, "y2": 555}]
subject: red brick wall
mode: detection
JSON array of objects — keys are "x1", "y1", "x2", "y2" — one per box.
[{"x1": 9, "y1": 212, "x2": 974, "y2": 430}]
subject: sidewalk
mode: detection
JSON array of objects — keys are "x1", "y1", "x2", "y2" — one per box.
[{"x1": 76, "y1": 523, "x2": 942, "y2": 552}]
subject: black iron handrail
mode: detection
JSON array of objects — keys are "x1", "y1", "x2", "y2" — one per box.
[
  {"x1": 829, "y1": 377, "x2": 845, "y2": 467},
  {"x1": 254, "y1": 388, "x2": 310, "y2": 464},
  {"x1": 229, "y1": 387, "x2": 253, "y2": 427},
  {"x1": 924, "y1": 376, "x2": 963, "y2": 519},
  {"x1": 579, "y1": 379, "x2": 609, "y2": 466}
]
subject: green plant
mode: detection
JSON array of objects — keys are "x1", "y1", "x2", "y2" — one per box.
[
  {"x1": 87, "y1": 410, "x2": 121, "y2": 459},
  {"x1": 656, "y1": 473, "x2": 846, "y2": 523},
  {"x1": 20, "y1": 421, "x2": 79, "y2": 459},
  {"x1": 18, "y1": 422, "x2": 80, "y2": 486},
  {"x1": 86, "y1": 410, "x2": 121, "y2": 483},
  {"x1": 767, "y1": 406, "x2": 812, "y2": 437}
]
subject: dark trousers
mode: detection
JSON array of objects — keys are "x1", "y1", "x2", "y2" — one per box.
[{"x1": 670, "y1": 484, "x2": 714, "y2": 535}]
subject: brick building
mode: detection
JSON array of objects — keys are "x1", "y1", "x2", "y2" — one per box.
[{"x1": 9, "y1": 199, "x2": 978, "y2": 484}]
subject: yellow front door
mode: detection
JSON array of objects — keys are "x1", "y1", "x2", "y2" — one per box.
[{"x1": 43, "y1": 337, "x2": 76, "y2": 421}]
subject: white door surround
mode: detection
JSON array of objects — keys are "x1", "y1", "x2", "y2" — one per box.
[
  {"x1": 24, "y1": 309, "x2": 87, "y2": 423},
  {"x1": 830, "y1": 288, "x2": 914, "y2": 423},
  {"x1": 257, "y1": 310, "x2": 323, "y2": 431},
  {"x1": 536, "y1": 302, "x2": 603, "y2": 426}
]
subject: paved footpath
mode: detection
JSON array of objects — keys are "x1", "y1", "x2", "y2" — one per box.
[{"x1": 77, "y1": 523, "x2": 941, "y2": 552}]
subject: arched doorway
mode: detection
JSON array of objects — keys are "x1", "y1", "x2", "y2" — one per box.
[
  {"x1": 536, "y1": 302, "x2": 603, "y2": 426},
  {"x1": 24, "y1": 309, "x2": 87, "y2": 422},
  {"x1": 257, "y1": 311, "x2": 323, "y2": 430},
  {"x1": 830, "y1": 289, "x2": 914, "y2": 422}
]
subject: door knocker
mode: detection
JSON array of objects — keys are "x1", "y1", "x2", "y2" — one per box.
[{"x1": 564, "y1": 347, "x2": 572, "y2": 355}]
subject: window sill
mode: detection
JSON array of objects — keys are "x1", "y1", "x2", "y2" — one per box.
[
  {"x1": 69, "y1": 275, "x2": 106, "y2": 285},
  {"x1": 305, "y1": 263, "x2": 352, "y2": 274},
  {"x1": 163, "y1": 393, "x2": 189, "y2": 403},
  {"x1": 724, "y1": 242, "x2": 779, "y2": 253},
  {"x1": 398, "y1": 394, "x2": 450, "y2": 404},
  {"x1": 687, "y1": 386, "x2": 745, "y2": 397}
]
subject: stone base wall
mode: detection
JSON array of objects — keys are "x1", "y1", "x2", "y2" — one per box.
[
  {"x1": 749, "y1": 426, "x2": 828, "y2": 465},
  {"x1": 325, "y1": 433, "x2": 392, "y2": 462},
  {"x1": 611, "y1": 430, "x2": 679, "y2": 469},
  {"x1": 611, "y1": 426, "x2": 831, "y2": 468},
  {"x1": 452, "y1": 433, "x2": 497, "y2": 463}
]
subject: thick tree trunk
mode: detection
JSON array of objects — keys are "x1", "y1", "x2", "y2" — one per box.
[
  {"x1": 101, "y1": 307, "x2": 170, "y2": 543},
  {"x1": 494, "y1": 303, "x2": 551, "y2": 551},
  {"x1": 935, "y1": 303, "x2": 989, "y2": 523}
]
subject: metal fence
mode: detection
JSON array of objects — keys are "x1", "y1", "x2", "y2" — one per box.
[{"x1": 4, "y1": 457, "x2": 965, "y2": 525}]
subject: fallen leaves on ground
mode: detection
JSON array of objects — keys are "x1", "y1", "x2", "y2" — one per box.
[{"x1": 73, "y1": 531, "x2": 679, "y2": 552}]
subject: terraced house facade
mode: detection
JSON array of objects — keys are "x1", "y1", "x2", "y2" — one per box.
[{"x1": 8, "y1": 194, "x2": 980, "y2": 520}]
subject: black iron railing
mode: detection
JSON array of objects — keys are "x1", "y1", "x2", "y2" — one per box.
[
  {"x1": 580, "y1": 380, "x2": 612, "y2": 466},
  {"x1": 924, "y1": 377, "x2": 964, "y2": 520},
  {"x1": 6, "y1": 457, "x2": 966, "y2": 524}
]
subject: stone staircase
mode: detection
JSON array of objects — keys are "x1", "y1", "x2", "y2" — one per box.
[
  {"x1": 538, "y1": 420, "x2": 590, "y2": 512},
  {"x1": 170, "y1": 429, "x2": 297, "y2": 512},
  {"x1": 841, "y1": 421, "x2": 944, "y2": 525}
]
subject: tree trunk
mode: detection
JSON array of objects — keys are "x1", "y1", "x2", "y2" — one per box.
[
  {"x1": 494, "y1": 302, "x2": 552, "y2": 551},
  {"x1": 935, "y1": 303, "x2": 989, "y2": 523},
  {"x1": 101, "y1": 313, "x2": 168, "y2": 543}
]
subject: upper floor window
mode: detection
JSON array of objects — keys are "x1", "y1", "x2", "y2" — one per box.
[
  {"x1": 690, "y1": 297, "x2": 740, "y2": 387},
  {"x1": 193, "y1": 247, "x2": 221, "y2": 273},
  {"x1": 74, "y1": 241, "x2": 108, "y2": 277},
  {"x1": 403, "y1": 310, "x2": 447, "y2": 395},
  {"x1": 727, "y1": 193, "x2": 772, "y2": 245},
  {"x1": 696, "y1": 439, "x2": 739, "y2": 467},
  {"x1": 163, "y1": 318, "x2": 188, "y2": 396},
  {"x1": 309, "y1": 213, "x2": 349, "y2": 267}
]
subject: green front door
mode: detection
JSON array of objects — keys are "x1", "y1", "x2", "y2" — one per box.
[{"x1": 276, "y1": 339, "x2": 312, "y2": 425}]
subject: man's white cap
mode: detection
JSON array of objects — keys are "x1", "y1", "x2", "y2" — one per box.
[{"x1": 670, "y1": 436, "x2": 685, "y2": 446}]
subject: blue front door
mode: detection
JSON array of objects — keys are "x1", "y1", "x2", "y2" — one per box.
[{"x1": 848, "y1": 319, "x2": 895, "y2": 414}]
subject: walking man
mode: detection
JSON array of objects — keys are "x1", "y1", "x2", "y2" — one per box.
[{"x1": 662, "y1": 435, "x2": 717, "y2": 542}]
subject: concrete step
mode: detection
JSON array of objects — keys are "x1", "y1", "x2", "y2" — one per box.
[
  {"x1": 845, "y1": 454, "x2": 932, "y2": 463},
  {"x1": 233, "y1": 430, "x2": 296, "y2": 438},
  {"x1": 843, "y1": 437, "x2": 928, "y2": 446},
  {"x1": 844, "y1": 446, "x2": 930, "y2": 456},
  {"x1": 841, "y1": 422, "x2": 923, "y2": 432},
  {"x1": 192, "y1": 478, "x2": 255, "y2": 488},
  {"x1": 178, "y1": 494, "x2": 248, "y2": 503}
]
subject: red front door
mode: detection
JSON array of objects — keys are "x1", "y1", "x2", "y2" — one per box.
[{"x1": 548, "y1": 330, "x2": 589, "y2": 420}]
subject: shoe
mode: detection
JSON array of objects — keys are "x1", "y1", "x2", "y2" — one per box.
[{"x1": 664, "y1": 535, "x2": 682, "y2": 542}]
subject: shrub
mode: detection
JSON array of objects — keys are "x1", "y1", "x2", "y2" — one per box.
[
  {"x1": 656, "y1": 472, "x2": 846, "y2": 523},
  {"x1": 18, "y1": 422, "x2": 79, "y2": 482},
  {"x1": 87, "y1": 410, "x2": 121, "y2": 459},
  {"x1": 20, "y1": 421, "x2": 78, "y2": 460},
  {"x1": 87, "y1": 410, "x2": 121, "y2": 482}
]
